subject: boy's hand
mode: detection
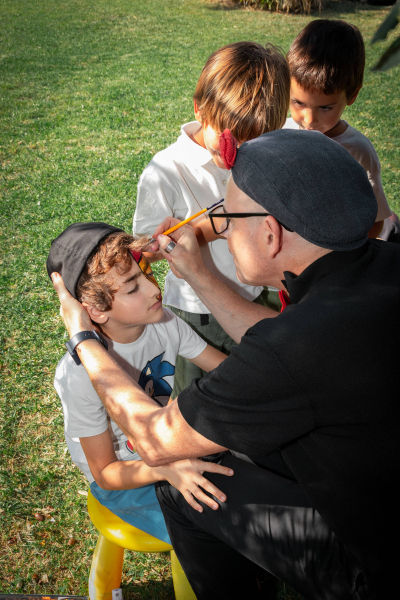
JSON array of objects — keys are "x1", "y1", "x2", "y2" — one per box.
[
  {"x1": 156, "y1": 458, "x2": 234, "y2": 513},
  {"x1": 51, "y1": 272, "x2": 93, "y2": 337}
]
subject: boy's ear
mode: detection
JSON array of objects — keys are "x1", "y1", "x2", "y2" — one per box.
[
  {"x1": 347, "y1": 87, "x2": 362, "y2": 106},
  {"x1": 82, "y1": 302, "x2": 109, "y2": 325},
  {"x1": 194, "y1": 100, "x2": 202, "y2": 124}
]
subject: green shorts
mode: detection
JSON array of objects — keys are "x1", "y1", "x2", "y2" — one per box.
[{"x1": 167, "y1": 288, "x2": 280, "y2": 399}]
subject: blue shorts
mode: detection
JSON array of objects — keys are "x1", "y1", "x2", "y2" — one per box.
[{"x1": 90, "y1": 481, "x2": 171, "y2": 544}]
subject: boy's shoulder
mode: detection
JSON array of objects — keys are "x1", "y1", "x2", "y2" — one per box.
[
  {"x1": 332, "y1": 122, "x2": 381, "y2": 170},
  {"x1": 55, "y1": 351, "x2": 91, "y2": 387},
  {"x1": 139, "y1": 122, "x2": 211, "y2": 183},
  {"x1": 332, "y1": 122, "x2": 377, "y2": 153}
]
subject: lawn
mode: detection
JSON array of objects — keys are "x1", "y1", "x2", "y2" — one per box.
[{"x1": 0, "y1": 0, "x2": 399, "y2": 597}]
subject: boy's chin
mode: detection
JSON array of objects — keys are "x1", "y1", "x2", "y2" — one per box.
[{"x1": 148, "y1": 303, "x2": 164, "y2": 321}]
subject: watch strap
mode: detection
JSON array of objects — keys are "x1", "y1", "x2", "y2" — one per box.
[{"x1": 65, "y1": 330, "x2": 108, "y2": 366}]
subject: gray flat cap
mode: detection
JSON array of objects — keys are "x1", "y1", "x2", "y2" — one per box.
[{"x1": 231, "y1": 129, "x2": 377, "y2": 251}]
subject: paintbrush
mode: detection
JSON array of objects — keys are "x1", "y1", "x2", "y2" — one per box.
[{"x1": 140, "y1": 198, "x2": 224, "y2": 249}]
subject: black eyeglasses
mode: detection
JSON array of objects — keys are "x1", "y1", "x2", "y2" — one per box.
[{"x1": 208, "y1": 206, "x2": 293, "y2": 235}]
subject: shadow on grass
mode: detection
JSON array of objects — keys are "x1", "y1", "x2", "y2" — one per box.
[{"x1": 121, "y1": 578, "x2": 174, "y2": 600}]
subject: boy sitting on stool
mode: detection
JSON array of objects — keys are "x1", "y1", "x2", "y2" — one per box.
[{"x1": 47, "y1": 222, "x2": 233, "y2": 544}]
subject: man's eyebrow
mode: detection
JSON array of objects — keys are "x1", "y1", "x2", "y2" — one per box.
[{"x1": 123, "y1": 272, "x2": 141, "y2": 285}]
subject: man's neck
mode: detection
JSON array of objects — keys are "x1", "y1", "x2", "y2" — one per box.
[
  {"x1": 100, "y1": 322, "x2": 146, "y2": 345},
  {"x1": 276, "y1": 246, "x2": 333, "y2": 292}
]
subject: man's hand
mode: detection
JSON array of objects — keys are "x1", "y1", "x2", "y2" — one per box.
[
  {"x1": 156, "y1": 225, "x2": 208, "y2": 283},
  {"x1": 142, "y1": 217, "x2": 183, "y2": 253},
  {"x1": 51, "y1": 272, "x2": 93, "y2": 337},
  {"x1": 155, "y1": 458, "x2": 234, "y2": 513}
]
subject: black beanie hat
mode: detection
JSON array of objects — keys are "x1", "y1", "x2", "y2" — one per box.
[
  {"x1": 231, "y1": 129, "x2": 378, "y2": 251},
  {"x1": 46, "y1": 222, "x2": 124, "y2": 298}
]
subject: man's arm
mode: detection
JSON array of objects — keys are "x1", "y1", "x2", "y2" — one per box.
[
  {"x1": 76, "y1": 341, "x2": 225, "y2": 465},
  {"x1": 81, "y1": 430, "x2": 233, "y2": 511},
  {"x1": 151, "y1": 219, "x2": 278, "y2": 343},
  {"x1": 52, "y1": 273, "x2": 225, "y2": 465}
]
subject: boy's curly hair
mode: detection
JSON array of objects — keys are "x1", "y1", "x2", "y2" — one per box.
[
  {"x1": 287, "y1": 20, "x2": 365, "y2": 99},
  {"x1": 76, "y1": 232, "x2": 147, "y2": 311},
  {"x1": 193, "y1": 42, "x2": 290, "y2": 143}
]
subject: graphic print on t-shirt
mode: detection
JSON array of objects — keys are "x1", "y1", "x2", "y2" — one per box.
[{"x1": 138, "y1": 352, "x2": 174, "y2": 407}]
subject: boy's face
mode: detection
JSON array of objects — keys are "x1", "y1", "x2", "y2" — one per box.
[
  {"x1": 202, "y1": 122, "x2": 226, "y2": 169},
  {"x1": 289, "y1": 79, "x2": 357, "y2": 137},
  {"x1": 193, "y1": 100, "x2": 229, "y2": 169},
  {"x1": 98, "y1": 257, "x2": 163, "y2": 330}
]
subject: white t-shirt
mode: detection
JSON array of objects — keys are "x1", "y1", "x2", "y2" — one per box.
[
  {"x1": 54, "y1": 308, "x2": 207, "y2": 483},
  {"x1": 283, "y1": 118, "x2": 391, "y2": 222},
  {"x1": 133, "y1": 121, "x2": 263, "y2": 313}
]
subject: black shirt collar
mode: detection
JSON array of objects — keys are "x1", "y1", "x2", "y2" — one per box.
[{"x1": 283, "y1": 242, "x2": 370, "y2": 305}]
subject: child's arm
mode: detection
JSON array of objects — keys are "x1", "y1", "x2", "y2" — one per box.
[
  {"x1": 80, "y1": 429, "x2": 233, "y2": 511},
  {"x1": 188, "y1": 344, "x2": 227, "y2": 372},
  {"x1": 80, "y1": 430, "x2": 161, "y2": 491},
  {"x1": 369, "y1": 220, "x2": 384, "y2": 239},
  {"x1": 192, "y1": 216, "x2": 223, "y2": 245}
]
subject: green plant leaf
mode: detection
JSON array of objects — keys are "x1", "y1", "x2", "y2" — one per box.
[
  {"x1": 372, "y1": 35, "x2": 400, "y2": 70},
  {"x1": 371, "y1": 0, "x2": 400, "y2": 44}
]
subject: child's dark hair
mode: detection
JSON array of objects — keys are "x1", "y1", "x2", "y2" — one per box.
[
  {"x1": 76, "y1": 232, "x2": 145, "y2": 311},
  {"x1": 287, "y1": 20, "x2": 365, "y2": 99},
  {"x1": 193, "y1": 42, "x2": 290, "y2": 142}
]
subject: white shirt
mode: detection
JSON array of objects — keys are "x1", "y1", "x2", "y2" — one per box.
[
  {"x1": 283, "y1": 118, "x2": 391, "y2": 222},
  {"x1": 54, "y1": 308, "x2": 207, "y2": 483},
  {"x1": 133, "y1": 122, "x2": 263, "y2": 313}
]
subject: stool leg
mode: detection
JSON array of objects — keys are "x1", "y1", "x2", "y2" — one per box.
[
  {"x1": 171, "y1": 549, "x2": 197, "y2": 600},
  {"x1": 88, "y1": 533, "x2": 124, "y2": 600}
]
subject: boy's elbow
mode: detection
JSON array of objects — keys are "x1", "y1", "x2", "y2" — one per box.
[{"x1": 93, "y1": 475, "x2": 114, "y2": 491}]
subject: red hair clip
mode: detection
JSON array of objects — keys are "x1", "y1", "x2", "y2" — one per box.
[{"x1": 219, "y1": 129, "x2": 238, "y2": 170}]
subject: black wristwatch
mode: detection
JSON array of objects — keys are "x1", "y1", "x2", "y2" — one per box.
[{"x1": 65, "y1": 330, "x2": 108, "y2": 366}]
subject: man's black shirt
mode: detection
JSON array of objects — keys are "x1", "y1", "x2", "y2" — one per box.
[{"x1": 178, "y1": 240, "x2": 400, "y2": 594}]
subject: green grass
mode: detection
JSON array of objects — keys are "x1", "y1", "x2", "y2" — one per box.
[{"x1": 0, "y1": 0, "x2": 399, "y2": 597}]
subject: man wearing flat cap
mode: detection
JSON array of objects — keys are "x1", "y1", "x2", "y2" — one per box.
[{"x1": 51, "y1": 130, "x2": 400, "y2": 600}]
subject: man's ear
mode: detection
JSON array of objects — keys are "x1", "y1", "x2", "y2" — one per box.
[
  {"x1": 194, "y1": 100, "x2": 202, "y2": 124},
  {"x1": 347, "y1": 87, "x2": 362, "y2": 106},
  {"x1": 82, "y1": 302, "x2": 109, "y2": 325},
  {"x1": 264, "y1": 216, "x2": 283, "y2": 259}
]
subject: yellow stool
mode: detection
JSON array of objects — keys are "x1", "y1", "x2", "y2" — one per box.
[{"x1": 87, "y1": 490, "x2": 196, "y2": 600}]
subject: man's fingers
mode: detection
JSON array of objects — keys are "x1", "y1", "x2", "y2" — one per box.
[
  {"x1": 143, "y1": 241, "x2": 160, "y2": 253},
  {"x1": 51, "y1": 271, "x2": 92, "y2": 337},
  {"x1": 153, "y1": 217, "x2": 181, "y2": 239},
  {"x1": 51, "y1": 272, "x2": 71, "y2": 301},
  {"x1": 157, "y1": 233, "x2": 174, "y2": 252}
]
